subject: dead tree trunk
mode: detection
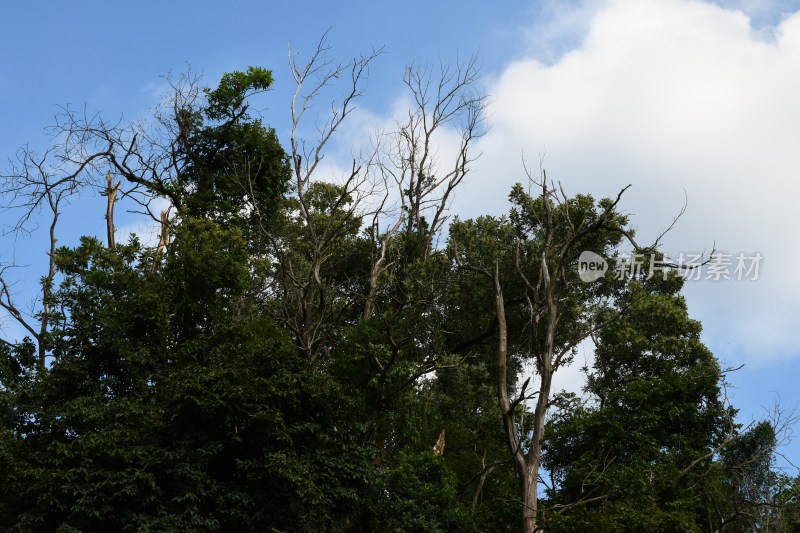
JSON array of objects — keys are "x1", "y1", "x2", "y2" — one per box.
[
  {"x1": 105, "y1": 171, "x2": 121, "y2": 249},
  {"x1": 152, "y1": 209, "x2": 170, "y2": 273}
]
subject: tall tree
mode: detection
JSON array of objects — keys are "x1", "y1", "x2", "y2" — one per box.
[
  {"x1": 542, "y1": 274, "x2": 731, "y2": 531},
  {"x1": 450, "y1": 173, "x2": 640, "y2": 532}
]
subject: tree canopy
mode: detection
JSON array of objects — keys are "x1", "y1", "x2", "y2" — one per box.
[{"x1": 0, "y1": 45, "x2": 795, "y2": 532}]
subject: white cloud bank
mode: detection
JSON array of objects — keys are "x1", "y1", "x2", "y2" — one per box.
[{"x1": 457, "y1": 0, "x2": 800, "y2": 365}]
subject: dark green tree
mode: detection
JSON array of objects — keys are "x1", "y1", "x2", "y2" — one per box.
[
  {"x1": 177, "y1": 67, "x2": 291, "y2": 240},
  {"x1": 539, "y1": 273, "x2": 789, "y2": 532},
  {"x1": 541, "y1": 278, "x2": 711, "y2": 530},
  {"x1": 0, "y1": 67, "x2": 375, "y2": 532}
]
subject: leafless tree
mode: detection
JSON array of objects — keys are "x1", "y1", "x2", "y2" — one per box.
[
  {"x1": 362, "y1": 55, "x2": 489, "y2": 319},
  {"x1": 0, "y1": 72, "x2": 196, "y2": 363},
  {"x1": 261, "y1": 31, "x2": 383, "y2": 359},
  {"x1": 270, "y1": 32, "x2": 489, "y2": 360},
  {"x1": 0, "y1": 143, "x2": 106, "y2": 366}
]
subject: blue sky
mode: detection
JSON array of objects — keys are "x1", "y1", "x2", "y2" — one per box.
[{"x1": 2, "y1": 0, "x2": 800, "y2": 469}]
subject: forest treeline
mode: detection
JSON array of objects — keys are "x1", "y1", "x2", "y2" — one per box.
[{"x1": 0, "y1": 41, "x2": 798, "y2": 532}]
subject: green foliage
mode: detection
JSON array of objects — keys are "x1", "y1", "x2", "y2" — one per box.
[
  {"x1": 541, "y1": 277, "x2": 758, "y2": 531},
  {"x1": 179, "y1": 66, "x2": 290, "y2": 239},
  {"x1": 375, "y1": 450, "x2": 476, "y2": 532},
  {"x1": 205, "y1": 67, "x2": 274, "y2": 120},
  {"x1": 0, "y1": 220, "x2": 379, "y2": 531},
  {"x1": 0, "y1": 64, "x2": 791, "y2": 533}
]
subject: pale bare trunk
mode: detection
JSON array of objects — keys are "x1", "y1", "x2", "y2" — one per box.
[
  {"x1": 105, "y1": 171, "x2": 120, "y2": 249},
  {"x1": 522, "y1": 467, "x2": 538, "y2": 533},
  {"x1": 496, "y1": 264, "x2": 541, "y2": 532}
]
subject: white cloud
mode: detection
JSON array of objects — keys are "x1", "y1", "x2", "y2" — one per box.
[
  {"x1": 520, "y1": 0, "x2": 608, "y2": 64},
  {"x1": 457, "y1": 0, "x2": 800, "y2": 363}
]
